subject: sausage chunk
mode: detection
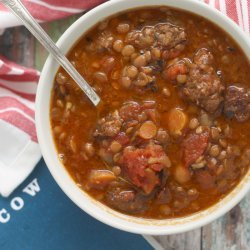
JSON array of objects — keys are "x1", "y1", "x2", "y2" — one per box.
[
  {"x1": 224, "y1": 86, "x2": 250, "y2": 122},
  {"x1": 182, "y1": 49, "x2": 224, "y2": 113},
  {"x1": 164, "y1": 48, "x2": 224, "y2": 113},
  {"x1": 105, "y1": 188, "x2": 148, "y2": 213},
  {"x1": 94, "y1": 110, "x2": 123, "y2": 137},
  {"x1": 126, "y1": 23, "x2": 186, "y2": 57},
  {"x1": 95, "y1": 31, "x2": 114, "y2": 51}
]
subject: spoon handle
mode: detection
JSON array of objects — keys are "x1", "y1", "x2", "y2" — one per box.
[{"x1": 1, "y1": 0, "x2": 100, "y2": 106}]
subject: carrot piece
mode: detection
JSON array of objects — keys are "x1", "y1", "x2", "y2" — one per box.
[
  {"x1": 139, "y1": 121, "x2": 157, "y2": 139},
  {"x1": 168, "y1": 108, "x2": 187, "y2": 135}
]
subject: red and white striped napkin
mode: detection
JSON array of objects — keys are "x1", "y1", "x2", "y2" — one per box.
[
  {"x1": 204, "y1": 0, "x2": 250, "y2": 35},
  {"x1": 0, "y1": 0, "x2": 105, "y2": 30},
  {"x1": 0, "y1": 56, "x2": 41, "y2": 197},
  {"x1": 0, "y1": 0, "x2": 249, "y2": 197}
]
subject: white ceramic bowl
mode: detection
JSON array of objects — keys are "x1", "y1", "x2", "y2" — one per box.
[{"x1": 36, "y1": 0, "x2": 250, "y2": 235}]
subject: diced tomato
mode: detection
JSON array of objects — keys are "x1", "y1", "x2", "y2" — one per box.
[
  {"x1": 163, "y1": 62, "x2": 188, "y2": 81},
  {"x1": 182, "y1": 131, "x2": 209, "y2": 168},
  {"x1": 119, "y1": 144, "x2": 168, "y2": 194}
]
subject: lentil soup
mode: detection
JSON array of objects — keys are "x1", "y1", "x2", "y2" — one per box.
[{"x1": 50, "y1": 7, "x2": 250, "y2": 219}]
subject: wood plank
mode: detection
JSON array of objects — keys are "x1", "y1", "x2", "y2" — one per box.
[
  {"x1": 34, "y1": 15, "x2": 81, "y2": 71},
  {"x1": 154, "y1": 228, "x2": 201, "y2": 250},
  {"x1": 201, "y1": 193, "x2": 250, "y2": 250},
  {"x1": 0, "y1": 14, "x2": 80, "y2": 70},
  {"x1": 0, "y1": 15, "x2": 81, "y2": 71},
  {"x1": 152, "y1": 192, "x2": 250, "y2": 250},
  {"x1": 0, "y1": 26, "x2": 34, "y2": 67}
]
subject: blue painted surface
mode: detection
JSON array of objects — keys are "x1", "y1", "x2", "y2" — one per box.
[{"x1": 0, "y1": 159, "x2": 152, "y2": 250}]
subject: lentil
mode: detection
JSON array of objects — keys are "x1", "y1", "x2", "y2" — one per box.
[
  {"x1": 162, "y1": 87, "x2": 171, "y2": 97},
  {"x1": 209, "y1": 145, "x2": 220, "y2": 157},
  {"x1": 211, "y1": 127, "x2": 221, "y2": 140},
  {"x1": 117, "y1": 23, "x2": 130, "y2": 34},
  {"x1": 121, "y1": 76, "x2": 132, "y2": 88},
  {"x1": 94, "y1": 71, "x2": 108, "y2": 83},
  {"x1": 176, "y1": 74, "x2": 187, "y2": 84},
  {"x1": 113, "y1": 40, "x2": 124, "y2": 52},
  {"x1": 56, "y1": 72, "x2": 67, "y2": 84},
  {"x1": 195, "y1": 126, "x2": 203, "y2": 134},
  {"x1": 59, "y1": 132, "x2": 66, "y2": 140},
  {"x1": 53, "y1": 126, "x2": 63, "y2": 134},
  {"x1": 112, "y1": 166, "x2": 121, "y2": 176},
  {"x1": 151, "y1": 48, "x2": 161, "y2": 59},
  {"x1": 189, "y1": 118, "x2": 199, "y2": 129},
  {"x1": 110, "y1": 141, "x2": 122, "y2": 153},
  {"x1": 56, "y1": 99, "x2": 64, "y2": 108},
  {"x1": 218, "y1": 150, "x2": 227, "y2": 161},
  {"x1": 133, "y1": 54, "x2": 147, "y2": 67},
  {"x1": 125, "y1": 65, "x2": 138, "y2": 78},
  {"x1": 121, "y1": 45, "x2": 135, "y2": 56},
  {"x1": 84, "y1": 143, "x2": 95, "y2": 157},
  {"x1": 219, "y1": 139, "x2": 228, "y2": 148}
]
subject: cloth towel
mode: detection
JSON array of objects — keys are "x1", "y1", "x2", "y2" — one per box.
[{"x1": 0, "y1": 0, "x2": 249, "y2": 197}]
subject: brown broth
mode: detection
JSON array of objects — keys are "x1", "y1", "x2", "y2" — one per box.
[{"x1": 50, "y1": 7, "x2": 250, "y2": 219}]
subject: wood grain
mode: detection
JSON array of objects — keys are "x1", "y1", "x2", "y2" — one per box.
[
  {"x1": 154, "y1": 229, "x2": 201, "y2": 250},
  {"x1": 201, "y1": 192, "x2": 250, "y2": 250},
  {"x1": 0, "y1": 15, "x2": 249, "y2": 250},
  {"x1": 34, "y1": 15, "x2": 81, "y2": 71},
  {"x1": 153, "y1": 192, "x2": 250, "y2": 250},
  {"x1": 0, "y1": 15, "x2": 80, "y2": 70},
  {"x1": 0, "y1": 26, "x2": 34, "y2": 67}
]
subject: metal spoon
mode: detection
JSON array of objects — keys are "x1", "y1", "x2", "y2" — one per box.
[{"x1": 1, "y1": 0, "x2": 100, "y2": 106}]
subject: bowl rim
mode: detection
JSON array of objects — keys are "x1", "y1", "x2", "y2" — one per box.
[{"x1": 36, "y1": 0, "x2": 250, "y2": 235}]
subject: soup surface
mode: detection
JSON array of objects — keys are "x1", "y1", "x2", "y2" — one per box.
[{"x1": 50, "y1": 7, "x2": 250, "y2": 219}]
